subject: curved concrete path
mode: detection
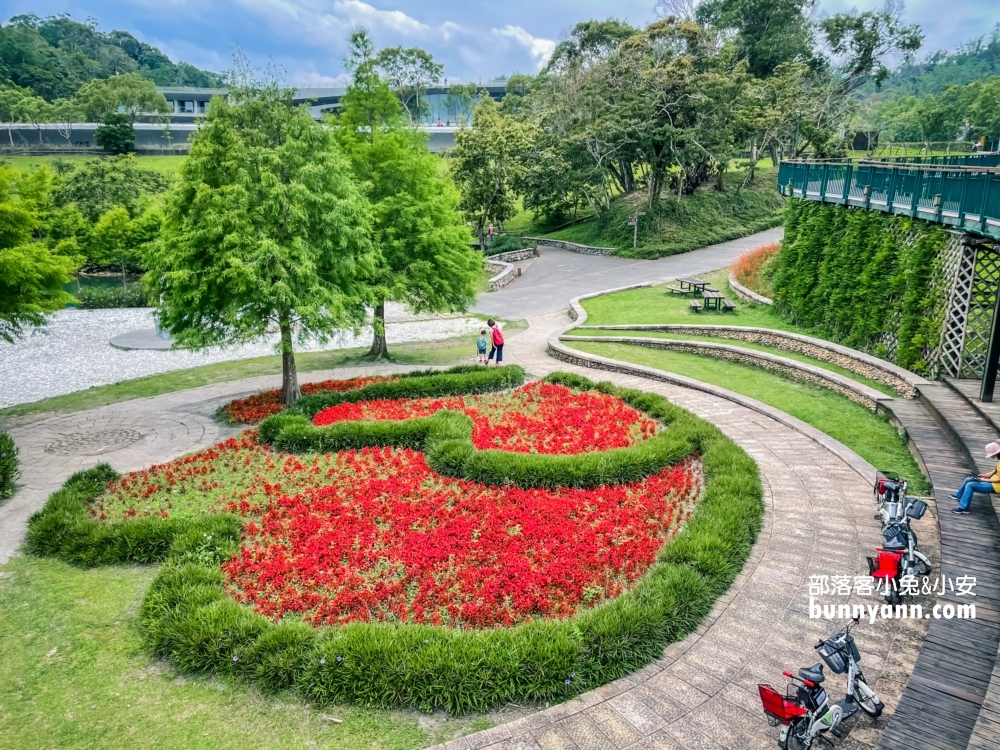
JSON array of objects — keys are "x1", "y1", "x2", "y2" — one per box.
[
  {"x1": 0, "y1": 228, "x2": 928, "y2": 750},
  {"x1": 473, "y1": 228, "x2": 783, "y2": 319}
]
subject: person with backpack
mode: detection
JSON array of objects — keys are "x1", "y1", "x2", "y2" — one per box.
[{"x1": 487, "y1": 319, "x2": 504, "y2": 365}]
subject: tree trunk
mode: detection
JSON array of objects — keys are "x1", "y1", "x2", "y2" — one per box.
[
  {"x1": 368, "y1": 299, "x2": 389, "y2": 360},
  {"x1": 278, "y1": 310, "x2": 301, "y2": 406}
]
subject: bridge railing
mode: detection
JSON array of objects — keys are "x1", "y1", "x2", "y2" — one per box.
[{"x1": 777, "y1": 158, "x2": 1000, "y2": 241}]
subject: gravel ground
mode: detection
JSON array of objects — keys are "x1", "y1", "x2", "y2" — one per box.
[{"x1": 0, "y1": 305, "x2": 485, "y2": 408}]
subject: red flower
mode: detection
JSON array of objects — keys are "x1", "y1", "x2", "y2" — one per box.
[{"x1": 223, "y1": 376, "x2": 399, "y2": 424}]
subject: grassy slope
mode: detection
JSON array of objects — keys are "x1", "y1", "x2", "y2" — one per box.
[
  {"x1": 506, "y1": 170, "x2": 783, "y2": 258},
  {"x1": 1, "y1": 154, "x2": 187, "y2": 176},
  {"x1": 0, "y1": 328, "x2": 525, "y2": 423},
  {"x1": 572, "y1": 272, "x2": 930, "y2": 493},
  {"x1": 569, "y1": 330, "x2": 897, "y2": 397},
  {"x1": 568, "y1": 340, "x2": 929, "y2": 494},
  {"x1": 0, "y1": 555, "x2": 489, "y2": 749}
]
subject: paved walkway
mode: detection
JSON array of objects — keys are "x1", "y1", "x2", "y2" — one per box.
[
  {"x1": 425, "y1": 311, "x2": 932, "y2": 750},
  {"x1": 473, "y1": 228, "x2": 783, "y2": 319},
  {"x1": 0, "y1": 228, "x2": 928, "y2": 749}
]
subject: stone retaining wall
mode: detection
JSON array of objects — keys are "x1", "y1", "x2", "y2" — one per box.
[
  {"x1": 486, "y1": 248, "x2": 537, "y2": 263},
  {"x1": 561, "y1": 335, "x2": 887, "y2": 410},
  {"x1": 524, "y1": 237, "x2": 616, "y2": 256},
  {"x1": 728, "y1": 272, "x2": 773, "y2": 305},
  {"x1": 483, "y1": 259, "x2": 516, "y2": 291},
  {"x1": 578, "y1": 324, "x2": 926, "y2": 397}
]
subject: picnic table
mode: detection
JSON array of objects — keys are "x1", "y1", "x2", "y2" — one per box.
[
  {"x1": 675, "y1": 276, "x2": 709, "y2": 293},
  {"x1": 700, "y1": 290, "x2": 725, "y2": 311}
]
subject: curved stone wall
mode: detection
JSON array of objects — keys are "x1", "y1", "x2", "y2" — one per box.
[
  {"x1": 728, "y1": 272, "x2": 774, "y2": 305},
  {"x1": 578, "y1": 324, "x2": 928, "y2": 397}
]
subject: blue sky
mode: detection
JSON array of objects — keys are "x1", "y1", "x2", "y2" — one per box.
[{"x1": 6, "y1": 0, "x2": 999, "y2": 85}]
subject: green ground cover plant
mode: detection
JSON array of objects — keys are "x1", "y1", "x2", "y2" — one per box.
[
  {"x1": 75, "y1": 283, "x2": 152, "y2": 308},
  {"x1": 24, "y1": 371, "x2": 763, "y2": 715},
  {"x1": 773, "y1": 200, "x2": 948, "y2": 373},
  {"x1": 0, "y1": 431, "x2": 18, "y2": 499},
  {"x1": 568, "y1": 329, "x2": 898, "y2": 396},
  {"x1": 565, "y1": 340, "x2": 930, "y2": 494}
]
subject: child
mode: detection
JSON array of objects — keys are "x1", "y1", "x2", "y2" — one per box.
[
  {"x1": 487, "y1": 319, "x2": 504, "y2": 365},
  {"x1": 476, "y1": 329, "x2": 489, "y2": 364}
]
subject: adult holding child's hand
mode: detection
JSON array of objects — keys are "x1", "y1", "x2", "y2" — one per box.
[{"x1": 487, "y1": 319, "x2": 504, "y2": 365}]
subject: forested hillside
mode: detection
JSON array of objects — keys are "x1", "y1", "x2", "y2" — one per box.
[
  {"x1": 0, "y1": 14, "x2": 223, "y2": 101},
  {"x1": 869, "y1": 26, "x2": 1000, "y2": 98}
]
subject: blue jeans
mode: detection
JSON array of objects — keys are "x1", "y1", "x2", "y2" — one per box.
[{"x1": 955, "y1": 477, "x2": 994, "y2": 509}]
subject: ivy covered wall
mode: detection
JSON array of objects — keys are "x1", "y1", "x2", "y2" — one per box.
[{"x1": 772, "y1": 200, "x2": 950, "y2": 374}]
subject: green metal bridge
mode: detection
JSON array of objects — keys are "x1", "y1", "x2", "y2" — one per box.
[{"x1": 777, "y1": 153, "x2": 1000, "y2": 241}]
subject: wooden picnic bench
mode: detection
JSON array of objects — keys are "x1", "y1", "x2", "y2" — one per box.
[
  {"x1": 674, "y1": 276, "x2": 709, "y2": 293},
  {"x1": 689, "y1": 299, "x2": 702, "y2": 312},
  {"x1": 701, "y1": 290, "x2": 725, "y2": 311},
  {"x1": 721, "y1": 299, "x2": 736, "y2": 311},
  {"x1": 666, "y1": 285, "x2": 689, "y2": 294}
]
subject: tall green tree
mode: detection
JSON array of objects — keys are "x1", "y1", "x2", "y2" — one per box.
[
  {"x1": 146, "y1": 75, "x2": 375, "y2": 405},
  {"x1": 374, "y1": 45, "x2": 443, "y2": 124},
  {"x1": 0, "y1": 165, "x2": 81, "y2": 343},
  {"x1": 451, "y1": 96, "x2": 534, "y2": 240},
  {"x1": 74, "y1": 71, "x2": 170, "y2": 124},
  {"x1": 335, "y1": 29, "x2": 480, "y2": 359},
  {"x1": 54, "y1": 154, "x2": 169, "y2": 222}
]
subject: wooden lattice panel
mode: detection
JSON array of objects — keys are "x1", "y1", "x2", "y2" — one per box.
[
  {"x1": 961, "y1": 245, "x2": 1000, "y2": 377},
  {"x1": 933, "y1": 235, "x2": 977, "y2": 378}
]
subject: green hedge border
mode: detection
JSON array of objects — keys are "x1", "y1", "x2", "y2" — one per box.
[
  {"x1": 258, "y1": 372, "x2": 696, "y2": 491},
  {"x1": 217, "y1": 364, "x2": 521, "y2": 425},
  {"x1": 25, "y1": 371, "x2": 763, "y2": 715},
  {"x1": 0, "y1": 431, "x2": 19, "y2": 500}
]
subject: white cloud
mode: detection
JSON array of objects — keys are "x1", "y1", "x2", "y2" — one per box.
[
  {"x1": 333, "y1": 0, "x2": 430, "y2": 35},
  {"x1": 492, "y1": 25, "x2": 557, "y2": 69}
]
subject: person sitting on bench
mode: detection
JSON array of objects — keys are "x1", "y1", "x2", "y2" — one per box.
[{"x1": 951, "y1": 441, "x2": 1000, "y2": 514}]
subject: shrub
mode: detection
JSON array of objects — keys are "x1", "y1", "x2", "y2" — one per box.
[
  {"x1": 289, "y1": 365, "x2": 525, "y2": 417},
  {"x1": 27, "y1": 371, "x2": 764, "y2": 715},
  {"x1": 75, "y1": 283, "x2": 152, "y2": 309},
  {"x1": 0, "y1": 432, "x2": 19, "y2": 499},
  {"x1": 731, "y1": 242, "x2": 780, "y2": 297},
  {"x1": 484, "y1": 233, "x2": 526, "y2": 255}
]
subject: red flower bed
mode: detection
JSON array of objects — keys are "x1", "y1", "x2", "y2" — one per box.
[
  {"x1": 95, "y1": 382, "x2": 699, "y2": 629},
  {"x1": 222, "y1": 375, "x2": 399, "y2": 424},
  {"x1": 313, "y1": 381, "x2": 657, "y2": 453},
  {"x1": 222, "y1": 446, "x2": 698, "y2": 628}
]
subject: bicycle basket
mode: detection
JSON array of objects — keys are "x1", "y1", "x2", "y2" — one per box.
[
  {"x1": 758, "y1": 684, "x2": 807, "y2": 726},
  {"x1": 906, "y1": 499, "x2": 928, "y2": 520},
  {"x1": 816, "y1": 641, "x2": 848, "y2": 674}
]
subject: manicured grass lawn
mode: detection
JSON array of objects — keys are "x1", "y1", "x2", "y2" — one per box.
[
  {"x1": 0, "y1": 328, "x2": 524, "y2": 422},
  {"x1": 580, "y1": 270, "x2": 800, "y2": 331},
  {"x1": 568, "y1": 330, "x2": 897, "y2": 397},
  {"x1": 0, "y1": 555, "x2": 489, "y2": 749},
  {"x1": 1, "y1": 154, "x2": 187, "y2": 176},
  {"x1": 567, "y1": 340, "x2": 930, "y2": 494}
]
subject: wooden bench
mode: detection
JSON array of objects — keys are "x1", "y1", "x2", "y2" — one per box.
[
  {"x1": 721, "y1": 299, "x2": 736, "y2": 311},
  {"x1": 689, "y1": 299, "x2": 702, "y2": 312},
  {"x1": 666, "y1": 285, "x2": 688, "y2": 294},
  {"x1": 703, "y1": 287, "x2": 719, "y2": 293}
]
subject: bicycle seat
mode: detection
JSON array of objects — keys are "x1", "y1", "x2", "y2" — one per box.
[
  {"x1": 882, "y1": 536, "x2": 907, "y2": 551},
  {"x1": 798, "y1": 664, "x2": 825, "y2": 684}
]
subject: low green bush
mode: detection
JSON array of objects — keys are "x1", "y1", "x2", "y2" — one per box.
[
  {"x1": 26, "y1": 371, "x2": 764, "y2": 715},
  {"x1": 0, "y1": 432, "x2": 19, "y2": 499},
  {"x1": 484, "y1": 233, "x2": 526, "y2": 255},
  {"x1": 260, "y1": 383, "x2": 696, "y2": 490},
  {"x1": 289, "y1": 365, "x2": 525, "y2": 417},
  {"x1": 75, "y1": 283, "x2": 152, "y2": 309}
]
